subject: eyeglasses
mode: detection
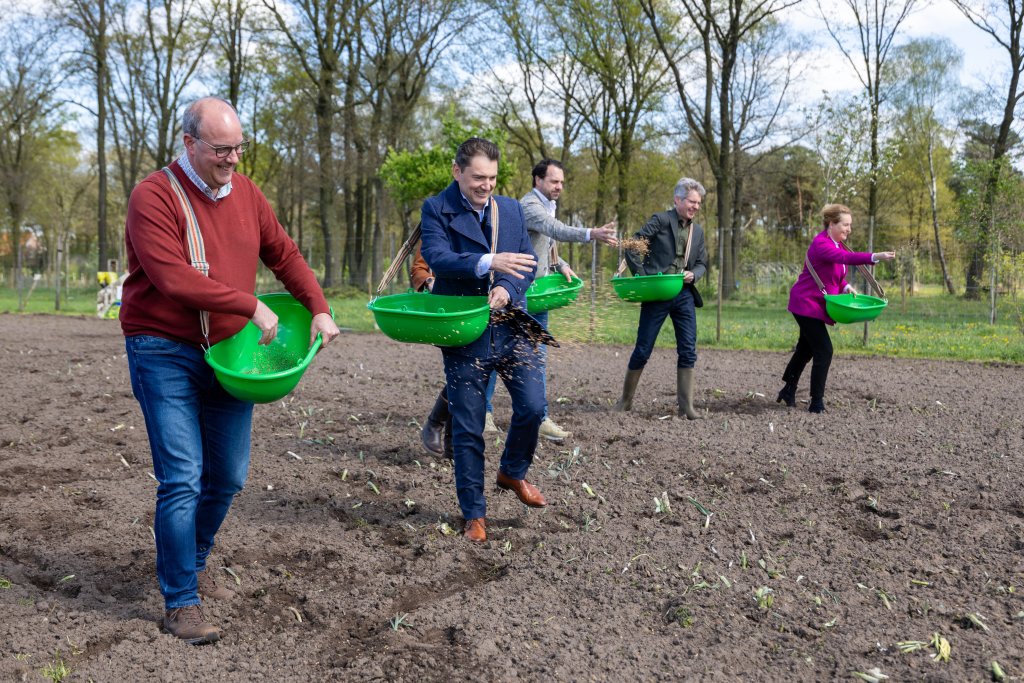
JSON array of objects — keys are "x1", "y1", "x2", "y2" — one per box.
[{"x1": 193, "y1": 137, "x2": 250, "y2": 158}]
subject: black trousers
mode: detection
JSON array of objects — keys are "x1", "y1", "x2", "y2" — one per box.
[{"x1": 782, "y1": 314, "x2": 833, "y2": 400}]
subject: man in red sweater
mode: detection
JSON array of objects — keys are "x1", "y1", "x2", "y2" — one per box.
[{"x1": 121, "y1": 97, "x2": 339, "y2": 644}]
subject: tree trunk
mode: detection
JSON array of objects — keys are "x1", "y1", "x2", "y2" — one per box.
[
  {"x1": 96, "y1": 0, "x2": 109, "y2": 275},
  {"x1": 314, "y1": 83, "x2": 340, "y2": 287},
  {"x1": 730, "y1": 174, "x2": 744, "y2": 295},
  {"x1": 927, "y1": 142, "x2": 955, "y2": 295}
]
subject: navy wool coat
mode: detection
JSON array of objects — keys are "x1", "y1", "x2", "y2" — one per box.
[{"x1": 420, "y1": 181, "x2": 538, "y2": 354}]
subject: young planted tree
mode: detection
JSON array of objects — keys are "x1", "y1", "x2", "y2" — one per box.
[
  {"x1": 889, "y1": 37, "x2": 963, "y2": 295},
  {"x1": 379, "y1": 113, "x2": 513, "y2": 290},
  {"x1": 952, "y1": 121, "x2": 1024, "y2": 323}
]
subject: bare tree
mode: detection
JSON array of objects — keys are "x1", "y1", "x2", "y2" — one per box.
[
  {"x1": 817, "y1": 0, "x2": 917, "y2": 254},
  {"x1": 107, "y1": 13, "x2": 154, "y2": 201},
  {"x1": 213, "y1": 0, "x2": 260, "y2": 108},
  {"x1": 263, "y1": 0, "x2": 371, "y2": 287},
  {"x1": 0, "y1": 16, "x2": 64, "y2": 309},
  {"x1": 485, "y1": 0, "x2": 589, "y2": 166},
  {"x1": 61, "y1": 0, "x2": 116, "y2": 273},
  {"x1": 346, "y1": 0, "x2": 470, "y2": 289},
  {"x1": 485, "y1": 0, "x2": 557, "y2": 162},
  {"x1": 950, "y1": 0, "x2": 1024, "y2": 301},
  {"x1": 140, "y1": 0, "x2": 214, "y2": 167},
  {"x1": 640, "y1": 0, "x2": 800, "y2": 303},
  {"x1": 726, "y1": 17, "x2": 803, "y2": 298},
  {"x1": 550, "y1": 0, "x2": 670, "y2": 233}
]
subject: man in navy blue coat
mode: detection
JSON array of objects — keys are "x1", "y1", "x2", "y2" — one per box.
[{"x1": 420, "y1": 138, "x2": 549, "y2": 543}]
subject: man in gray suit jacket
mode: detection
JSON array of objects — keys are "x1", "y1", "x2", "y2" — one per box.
[
  {"x1": 516, "y1": 159, "x2": 617, "y2": 440},
  {"x1": 615, "y1": 177, "x2": 708, "y2": 420}
]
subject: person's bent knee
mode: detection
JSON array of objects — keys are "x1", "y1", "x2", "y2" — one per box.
[
  {"x1": 157, "y1": 477, "x2": 201, "y2": 502},
  {"x1": 220, "y1": 473, "x2": 248, "y2": 498},
  {"x1": 517, "y1": 401, "x2": 545, "y2": 426},
  {"x1": 628, "y1": 352, "x2": 651, "y2": 370}
]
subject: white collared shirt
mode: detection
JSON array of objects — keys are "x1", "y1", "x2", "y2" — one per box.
[
  {"x1": 178, "y1": 153, "x2": 232, "y2": 201},
  {"x1": 532, "y1": 187, "x2": 556, "y2": 217}
]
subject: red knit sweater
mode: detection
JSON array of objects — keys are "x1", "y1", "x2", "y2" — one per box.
[{"x1": 120, "y1": 161, "x2": 329, "y2": 346}]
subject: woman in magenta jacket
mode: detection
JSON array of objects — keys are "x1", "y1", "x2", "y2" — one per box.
[{"x1": 777, "y1": 204, "x2": 895, "y2": 413}]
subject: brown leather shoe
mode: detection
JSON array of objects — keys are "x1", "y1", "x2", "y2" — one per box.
[
  {"x1": 496, "y1": 471, "x2": 547, "y2": 508},
  {"x1": 162, "y1": 605, "x2": 220, "y2": 645},
  {"x1": 421, "y1": 418, "x2": 445, "y2": 455},
  {"x1": 463, "y1": 517, "x2": 487, "y2": 543},
  {"x1": 197, "y1": 568, "x2": 234, "y2": 601}
]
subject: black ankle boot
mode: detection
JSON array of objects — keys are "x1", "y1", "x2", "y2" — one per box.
[
  {"x1": 808, "y1": 397, "x2": 825, "y2": 413},
  {"x1": 776, "y1": 382, "x2": 797, "y2": 408}
]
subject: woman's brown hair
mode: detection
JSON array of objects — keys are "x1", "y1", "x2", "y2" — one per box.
[{"x1": 822, "y1": 204, "x2": 852, "y2": 228}]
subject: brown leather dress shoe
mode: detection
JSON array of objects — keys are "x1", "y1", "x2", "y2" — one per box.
[
  {"x1": 495, "y1": 471, "x2": 547, "y2": 508},
  {"x1": 463, "y1": 517, "x2": 487, "y2": 543}
]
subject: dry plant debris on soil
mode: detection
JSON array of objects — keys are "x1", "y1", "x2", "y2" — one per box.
[{"x1": 1, "y1": 313, "x2": 1023, "y2": 681}]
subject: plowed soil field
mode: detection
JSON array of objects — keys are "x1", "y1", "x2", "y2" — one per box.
[{"x1": 2, "y1": 313, "x2": 1022, "y2": 681}]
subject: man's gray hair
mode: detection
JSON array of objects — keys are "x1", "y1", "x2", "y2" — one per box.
[
  {"x1": 674, "y1": 177, "x2": 706, "y2": 200},
  {"x1": 182, "y1": 97, "x2": 238, "y2": 138}
]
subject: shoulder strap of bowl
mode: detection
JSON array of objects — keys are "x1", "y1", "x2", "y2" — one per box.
[
  {"x1": 804, "y1": 253, "x2": 827, "y2": 296},
  {"x1": 375, "y1": 222, "x2": 422, "y2": 299},
  {"x1": 683, "y1": 220, "x2": 694, "y2": 272},
  {"x1": 840, "y1": 242, "x2": 886, "y2": 300},
  {"x1": 489, "y1": 196, "x2": 499, "y2": 287},
  {"x1": 162, "y1": 167, "x2": 211, "y2": 348}
]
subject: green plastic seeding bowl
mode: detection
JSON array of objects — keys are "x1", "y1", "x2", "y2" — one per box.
[
  {"x1": 526, "y1": 274, "x2": 584, "y2": 313},
  {"x1": 611, "y1": 273, "x2": 685, "y2": 302},
  {"x1": 367, "y1": 291, "x2": 490, "y2": 346},
  {"x1": 824, "y1": 293, "x2": 888, "y2": 324},
  {"x1": 205, "y1": 292, "x2": 326, "y2": 403}
]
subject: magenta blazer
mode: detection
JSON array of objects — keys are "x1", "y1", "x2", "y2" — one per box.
[{"x1": 788, "y1": 230, "x2": 876, "y2": 325}]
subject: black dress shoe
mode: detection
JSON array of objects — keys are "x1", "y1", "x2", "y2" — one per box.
[
  {"x1": 808, "y1": 398, "x2": 825, "y2": 413},
  {"x1": 421, "y1": 419, "x2": 445, "y2": 455},
  {"x1": 777, "y1": 383, "x2": 797, "y2": 408}
]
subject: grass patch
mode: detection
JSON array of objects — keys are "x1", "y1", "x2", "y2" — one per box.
[
  {"x1": 0, "y1": 286, "x2": 97, "y2": 316},
  {"x1": 6, "y1": 281, "x2": 1022, "y2": 363}
]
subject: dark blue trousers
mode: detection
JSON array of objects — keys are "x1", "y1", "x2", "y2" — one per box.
[
  {"x1": 442, "y1": 321, "x2": 545, "y2": 519},
  {"x1": 483, "y1": 310, "x2": 549, "y2": 416},
  {"x1": 627, "y1": 286, "x2": 698, "y2": 370}
]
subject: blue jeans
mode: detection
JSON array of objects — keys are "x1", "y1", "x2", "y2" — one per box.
[
  {"x1": 628, "y1": 287, "x2": 697, "y2": 370},
  {"x1": 484, "y1": 311, "x2": 549, "y2": 418},
  {"x1": 126, "y1": 335, "x2": 254, "y2": 609},
  {"x1": 443, "y1": 321, "x2": 545, "y2": 519}
]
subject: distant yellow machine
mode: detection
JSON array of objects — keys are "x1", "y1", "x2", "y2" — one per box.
[
  {"x1": 97, "y1": 271, "x2": 119, "y2": 287},
  {"x1": 96, "y1": 271, "x2": 127, "y2": 318}
]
